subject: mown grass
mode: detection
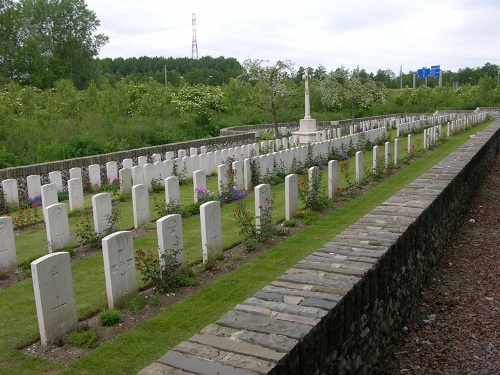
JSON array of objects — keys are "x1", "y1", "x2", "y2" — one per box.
[{"x1": 0, "y1": 121, "x2": 492, "y2": 375}]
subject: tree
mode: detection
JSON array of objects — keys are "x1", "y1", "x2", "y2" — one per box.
[
  {"x1": 172, "y1": 84, "x2": 226, "y2": 137},
  {"x1": 7, "y1": 0, "x2": 108, "y2": 88},
  {"x1": 0, "y1": 0, "x2": 22, "y2": 82},
  {"x1": 236, "y1": 59, "x2": 298, "y2": 137},
  {"x1": 317, "y1": 66, "x2": 387, "y2": 123}
]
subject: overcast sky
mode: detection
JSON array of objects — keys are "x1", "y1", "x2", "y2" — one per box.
[{"x1": 85, "y1": 0, "x2": 500, "y2": 74}]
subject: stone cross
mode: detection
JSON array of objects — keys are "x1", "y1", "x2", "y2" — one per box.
[{"x1": 303, "y1": 68, "x2": 311, "y2": 119}]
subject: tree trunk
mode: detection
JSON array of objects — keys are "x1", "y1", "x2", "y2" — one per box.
[
  {"x1": 272, "y1": 110, "x2": 279, "y2": 138},
  {"x1": 351, "y1": 98, "x2": 356, "y2": 124}
]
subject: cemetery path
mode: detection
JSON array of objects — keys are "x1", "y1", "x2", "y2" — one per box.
[{"x1": 374, "y1": 153, "x2": 500, "y2": 374}]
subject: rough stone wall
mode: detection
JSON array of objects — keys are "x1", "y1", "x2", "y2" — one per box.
[{"x1": 139, "y1": 120, "x2": 500, "y2": 375}]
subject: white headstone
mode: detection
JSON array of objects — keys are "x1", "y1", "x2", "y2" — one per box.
[
  {"x1": 48, "y1": 171, "x2": 63, "y2": 192},
  {"x1": 355, "y1": 151, "x2": 364, "y2": 183},
  {"x1": 164, "y1": 159, "x2": 174, "y2": 178},
  {"x1": 106, "y1": 161, "x2": 118, "y2": 184},
  {"x1": 328, "y1": 160, "x2": 339, "y2": 199},
  {"x1": 200, "y1": 146, "x2": 208, "y2": 154},
  {"x1": 132, "y1": 184, "x2": 150, "y2": 229},
  {"x1": 165, "y1": 151, "x2": 175, "y2": 161},
  {"x1": 182, "y1": 156, "x2": 192, "y2": 177},
  {"x1": 31, "y1": 252, "x2": 77, "y2": 346},
  {"x1": 119, "y1": 168, "x2": 132, "y2": 196},
  {"x1": 45, "y1": 203, "x2": 70, "y2": 252},
  {"x1": 154, "y1": 161, "x2": 165, "y2": 185},
  {"x1": 132, "y1": 166, "x2": 145, "y2": 186},
  {"x1": 0, "y1": 217, "x2": 17, "y2": 273},
  {"x1": 243, "y1": 158, "x2": 252, "y2": 192},
  {"x1": 285, "y1": 175, "x2": 298, "y2": 221},
  {"x1": 2, "y1": 179, "x2": 19, "y2": 207},
  {"x1": 27, "y1": 175, "x2": 42, "y2": 200},
  {"x1": 157, "y1": 214, "x2": 184, "y2": 267},
  {"x1": 152, "y1": 153, "x2": 162, "y2": 163},
  {"x1": 138, "y1": 156, "x2": 148, "y2": 167},
  {"x1": 41, "y1": 183, "x2": 58, "y2": 222},
  {"x1": 189, "y1": 147, "x2": 197, "y2": 156},
  {"x1": 102, "y1": 231, "x2": 137, "y2": 309},
  {"x1": 68, "y1": 178, "x2": 84, "y2": 211},
  {"x1": 122, "y1": 158, "x2": 133, "y2": 170},
  {"x1": 165, "y1": 176, "x2": 180, "y2": 206},
  {"x1": 143, "y1": 163, "x2": 155, "y2": 190},
  {"x1": 193, "y1": 170, "x2": 207, "y2": 202},
  {"x1": 88, "y1": 164, "x2": 101, "y2": 188},
  {"x1": 178, "y1": 149, "x2": 186, "y2": 159},
  {"x1": 92, "y1": 192, "x2": 112, "y2": 235},
  {"x1": 232, "y1": 160, "x2": 243, "y2": 192},
  {"x1": 372, "y1": 145, "x2": 380, "y2": 172},
  {"x1": 394, "y1": 138, "x2": 400, "y2": 165},
  {"x1": 217, "y1": 164, "x2": 229, "y2": 195},
  {"x1": 191, "y1": 155, "x2": 200, "y2": 173},
  {"x1": 200, "y1": 201, "x2": 222, "y2": 264},
  {"x1": 385, "y1": 141, "x2": 391, "y2": 168},
  {"x1": 255, "y1": 183, "x2": 271, "y2": 230},
  {"x1": 69, "y1": 167, "x2": 82, "y2": 180},
  {"x1": 199, "y1": 153, "x2": 209, "y2": 176}
]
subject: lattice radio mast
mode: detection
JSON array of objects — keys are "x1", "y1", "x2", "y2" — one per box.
[{"x1": 192, "y1": 13, "x2": 198, "y2": 59}]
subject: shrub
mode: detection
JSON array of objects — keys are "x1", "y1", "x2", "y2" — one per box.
[
  {"x1": 69, "y1": 329, "x2": 99, "y2": 349},
  {"x1": 136, "y1": 248, "x2": 198, "y2": 294},
  {"x1": 99, "y1": 308, "x2": 121, "y2": 326}
]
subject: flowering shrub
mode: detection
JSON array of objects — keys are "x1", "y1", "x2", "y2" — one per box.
[
  {"x1": 74, "y1": 208, "x2": 121, "y2": 249},
  {"x1": 195, "y1": 187, "x2": 214, "y2": 203},
  {"x1": 135, "y1": 248, "x2": 198, "y2": 293},
  {"x1": 11, "y1": 206, "x2": 41, "y2": 229},
  {"x1": 153, "y1": 197, "x2": 181, "y2": 217},
  {"x1": 298, "y1": 168, "x2": 329, "y2": 211}
]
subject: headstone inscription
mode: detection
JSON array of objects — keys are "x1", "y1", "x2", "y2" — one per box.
[
  {"x1": 31, "y1": 252, "x2": 78, "y2": 346},
  {"x1": 102, "y1": 231, "x2": 138, "y2": 309}
]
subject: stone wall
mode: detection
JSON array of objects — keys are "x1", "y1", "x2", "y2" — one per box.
[
  {"x1": 0, "y1": 133, "x2": 255, "y2": 181},
  {"x1": 140, "y1": 120, "x2": 500, "y2": 375}
]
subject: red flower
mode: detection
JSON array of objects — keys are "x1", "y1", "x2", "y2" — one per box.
[
  {"x1": 337, "y1": 187, "x2": 341, "y2": 191},
  {"x1": 85, "y1": 180, "x2": 90, "y2": 185},
  {"x1": 32, "y1": 203, "x2": 38, "y2": 208},
  {"x1": 258, "y1": 205, "x2": 263, "y2": 209},
  {"x1": 27, "y1": 209, "x2": 31, "y2": 213},
  {"x1": 300, "y1": 180, "x2": 305, "y2": 185},
  {"x1": 19, "y1": 209, "x2": 24, "y2": 213},
  {"x1": 76, "y1": 224, "x2": 78, "y2": 227},
  {"x1": 80, "y1": 220, "x2": 85, "y2": 225},
  {"x1": 6, "y1": 213, "x2": 11, "y2": 216}
]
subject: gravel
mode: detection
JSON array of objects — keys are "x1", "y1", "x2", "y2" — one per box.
[{"x1": 373, "y1": 154, "x2": 500, "y2": 374}]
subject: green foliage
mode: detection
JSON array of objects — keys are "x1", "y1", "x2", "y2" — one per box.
[
  {"x1": 298, "y1": 168, "x2": 330, "y2": 211},
  {"x1": 317, "y1": 66, "x2": 387, "y2": 122},
  {"x1": 69, "y1": 329, "x2": 99, "y2": 349},
  {"x1": 123, "y1": 293, "x2": 146, "y2": 314},
  {"x1": 1, "y1": 0, "x2": 108, "y2": 89},
  {"x1": 99, "y1": 308, "x2": 121, "y2": 326},
  {"x1": 135, "y1": 248, "x2": 198, "y2": 294},
  {"x1": 283, "y1": 219, "x2": 296, "y2": 228},
  {"x1": 238, "y1": 59, "x2": 298, "y2": 137}
]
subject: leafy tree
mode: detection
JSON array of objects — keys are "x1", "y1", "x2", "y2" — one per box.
[
  {"x1": 477, "y1": 73, "x2": 497, "y2": 106},
  {"x1": 172, "y1": 84, "x2": 226, "y2": 137},
  {"x1": 317, "y1": 66, "x2": 387, "y2": 122},
  {"x1": 5, "y1": 0, "x2": 108, "y2": 88},
  {"x1": 237, "y1": 59, "x2": 298, "y2": 137}
]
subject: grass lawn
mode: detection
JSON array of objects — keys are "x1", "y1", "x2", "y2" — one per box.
[{"x1": 0, "y1": 121, "x2": 492, "y2": 375}]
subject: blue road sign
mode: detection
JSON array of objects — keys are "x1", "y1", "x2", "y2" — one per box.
[
  {"x1": 430, "y1": 65, "x2": 441, "y2": 77},
  {"x1": 417, "y1": 68, "x2": 430, "y2": 78}
]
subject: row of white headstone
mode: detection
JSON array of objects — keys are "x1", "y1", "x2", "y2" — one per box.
[
  {"x1": 0, "y1": 125, "x2": 388, "y2": 208},
  {"x1": 7, "y1": 117, "x2": 480, "y2": 276},
  {"x1": 0, "y1": 139, "x2": 366, "y2": 273},
  {"x1": 28, "y1": 180, "x2": 282, "y2": 345}
]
